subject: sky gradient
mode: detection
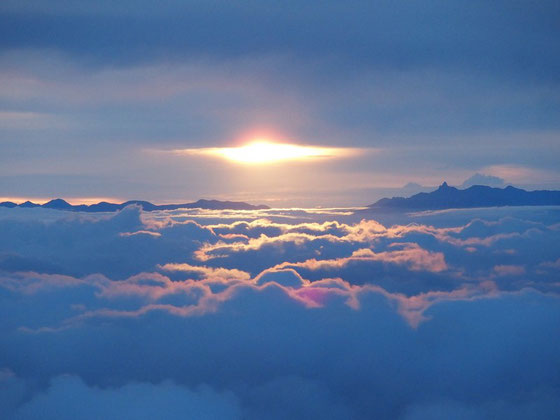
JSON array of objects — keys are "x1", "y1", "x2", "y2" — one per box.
[{"x1": 1, "y1": 0, "x2": 559, "y2": 206}]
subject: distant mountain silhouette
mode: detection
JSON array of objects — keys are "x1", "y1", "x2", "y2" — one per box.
[
  {"x1": 0, "y1": 198, "x2": 270, "y2": 212},
  {"x1": 369, "y1": 182, "x2": 560, "y2": 210},
  {"x1": 19, "y1": 201, "x2": 41, "y2": 208}
]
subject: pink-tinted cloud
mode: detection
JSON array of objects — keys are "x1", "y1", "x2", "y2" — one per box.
[
  {"x1": 273, "y1": 244, "x2": 447, "y2": 273},
  {"x1": 159, "y1": 262, "x2": 250, "y2": 281},
  {"x1": 1, "y1": 266, "x2": 509, "y2": 332},
  {"x1": 493, "y1": 265, "x2": 526, "y2": 276}
]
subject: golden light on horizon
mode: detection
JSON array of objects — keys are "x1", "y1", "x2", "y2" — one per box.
[
  {"x1": 176, "y1": 140, "x2": 358, "y2": 164},
  {"x1": 0, "y1": 196, "x2": 121, "y2": 205}
]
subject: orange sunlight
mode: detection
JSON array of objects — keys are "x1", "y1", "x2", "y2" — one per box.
[{"x1": 176, "y1": 140, "x2": 359, "y2": 164}]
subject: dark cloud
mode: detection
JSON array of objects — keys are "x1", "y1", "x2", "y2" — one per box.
[
  {"x1": 8, "y1": 376, "x2": 241, "y2": 420},
  {"x1": 1, "y1": 1, "x2": 559, "y2": 82},
  {"x1": 0, "y1": 271, "x2": 559, "y2": 419}
]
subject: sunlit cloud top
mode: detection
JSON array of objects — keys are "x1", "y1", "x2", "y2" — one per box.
[{"x1": 174, "y1": 141, "x2": 361, "y2": 164}]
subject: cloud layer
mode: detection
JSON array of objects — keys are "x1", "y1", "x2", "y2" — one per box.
[{"x1": 0, "y1": 205, "x2": 559, "y2": 418}]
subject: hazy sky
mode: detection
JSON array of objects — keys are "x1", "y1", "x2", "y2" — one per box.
[{"x1": 1, "y1": 0, "x2": 559, "y2": 206}]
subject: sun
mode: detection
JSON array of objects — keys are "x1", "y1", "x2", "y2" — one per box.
[
  {"x1": 172, "y1": 139, "x2": 361, "y2": 164},
  {"x1": 213, "y1": 141, "x2": 336, "y2": 164}
]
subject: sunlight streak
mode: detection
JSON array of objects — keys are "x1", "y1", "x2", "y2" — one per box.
[{"x1": 175, "y1": 140, "x2": 359, "y2": 164}]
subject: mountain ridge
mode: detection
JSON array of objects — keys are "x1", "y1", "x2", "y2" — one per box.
[
  {"x1": 368, "y1": 182, "x2": 560, "y2": 211},
  {"x1": 0, "y1": 198, "x2": 270, "y2": 212}
]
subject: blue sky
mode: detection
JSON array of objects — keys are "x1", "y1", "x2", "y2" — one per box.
[{"x1": 1, "y1": 0, "x2": 559, "y2": 205}]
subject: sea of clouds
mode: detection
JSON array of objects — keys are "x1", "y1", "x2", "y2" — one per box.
[{"x1": 0, "y1": 205, "x2": 559, "y2": 419}]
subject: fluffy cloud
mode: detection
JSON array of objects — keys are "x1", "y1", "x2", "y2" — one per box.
[
  {"x1": 0, "y1": 205, "x2": 559, "y2": 418},
  {"x1": 7, "y1": 375, "x2": 240, "y2": 420},
  {"x1": 1, "y1": 269, "x2": 558, "y2": 419}
]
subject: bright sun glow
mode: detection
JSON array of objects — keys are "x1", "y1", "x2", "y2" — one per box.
[
  {"x1": 177, "y1": 140, "x2": 356, "y2": 164},
  {"x1": 213, "y1": 141, "x2": 335, "y2": 164}
]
